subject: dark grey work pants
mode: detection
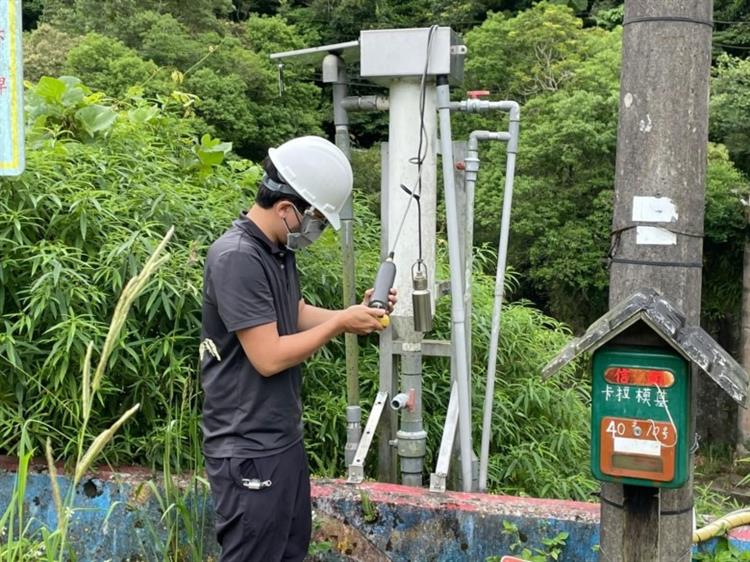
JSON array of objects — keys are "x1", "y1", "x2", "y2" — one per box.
[{"x1": 205, "y1": 442, "x2": 311, "y2": 562}]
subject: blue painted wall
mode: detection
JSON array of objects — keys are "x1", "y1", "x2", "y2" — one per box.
[{"x1": 0, "y1": 470, "x2": 747, "y2": 561}]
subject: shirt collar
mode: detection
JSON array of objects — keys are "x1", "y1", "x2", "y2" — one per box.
[{"x1": 234, "y1": 211, "x2": 286, "y2": 256}]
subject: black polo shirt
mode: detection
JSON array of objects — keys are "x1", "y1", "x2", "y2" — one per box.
[{"x1": 201, "y1": 212, "x2": 302, "y2": 458}]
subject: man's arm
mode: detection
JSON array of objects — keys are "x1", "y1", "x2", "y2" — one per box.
[
  {"x1": 238, "y1": 304, "x2": 385, "y2": 377},
  {"x1": 297, "y1": 300, "x2": 339, "y2": 331}
]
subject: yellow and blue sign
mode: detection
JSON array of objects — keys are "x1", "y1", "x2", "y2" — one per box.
[{"x1": 0, "y1": 0, "x2": 24, "y2": 176}]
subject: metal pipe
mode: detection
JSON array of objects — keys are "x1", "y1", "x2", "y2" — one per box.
[
  {"x1": 341, "y1": 95, "x2": 390, "y2": 112},
  {"x1": 391, "y1": 393, "x2": 409, "y2": 411},
  {"x1": 325, "y1": 55, "x2": 361, "y2": 467},
  {"x1": 387, "y1": 79, "x2": 437, "y2": 329},
  {"x1": 462, "y1": 131, "x2": 510, "y2": 397},
  {"x1": 396, "y1": 347, "x2": 427, "y2": 487},
  {"x1": 436, "y1": 75, "x2": 473, "y2": 491},
  {"x1": 450, "y1": 99, "x2": 521, "y2": 123},
  {"x1": 386, "y1": 78, "x2": 436, "y2": 486},
  {"x1": 477, "y1": 106, "x2": 520, "y2": 492}
]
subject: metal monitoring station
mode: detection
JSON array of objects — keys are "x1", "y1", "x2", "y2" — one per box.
[{"x1": 271, "y1": 27, "x2": 519, "y2": 493}]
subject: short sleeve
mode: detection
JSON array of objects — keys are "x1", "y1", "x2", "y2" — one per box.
[{"x1": 210, "y1": 250, "x2": 276, "y2": 332}]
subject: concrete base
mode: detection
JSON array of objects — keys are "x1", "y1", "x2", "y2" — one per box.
[
  {"x1": 311, "y1": 480, "x2": 599, "y2": 561},
  {"x1": 0, "y1": 460, "x2": 748, "y2": 561}
]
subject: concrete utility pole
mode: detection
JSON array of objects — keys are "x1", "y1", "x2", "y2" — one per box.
[
  {"x1": 604, "y1": 1, "x2": 713, "y2": 561},
  {"x1": 739, "y1": 209, "x2": 750, "y2": 454}
]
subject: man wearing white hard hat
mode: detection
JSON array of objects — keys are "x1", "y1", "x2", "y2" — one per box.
[{"x1": 200, "y1": 136, "x2": 396, "y2": 562}]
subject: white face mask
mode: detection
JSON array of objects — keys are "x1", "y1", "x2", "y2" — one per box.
[{"x1": 283, "y1": 206, "x2": 328, "y2": 251}]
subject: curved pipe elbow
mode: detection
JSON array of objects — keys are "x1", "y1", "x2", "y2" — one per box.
[
  {"x1": 504, "y1": 101, "x2": 520, "y2": 122},
  {"x1": 469, "y1": 130, "x2": 510, "y2": 149}
]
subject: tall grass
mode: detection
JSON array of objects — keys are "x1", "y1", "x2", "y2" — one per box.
[{"x1": 0, "y1": 228, "x2": 173, "y2": 561}]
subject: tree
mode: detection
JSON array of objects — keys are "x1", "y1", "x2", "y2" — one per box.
[
  {"x1": 23, "y1": 23, "x2": 81, "y2": 83},
  {"x1": 55, "y1": 14, "x2": 326, "y2": 160},
  {"x1": 462, "y1": 3, "x2": 621, "y2": 328},
  {"x1": 711, "y1": 54, "x2": 750, "y2": 176},
  {"x1": 714, "y1": 0, "x2": 750, "y2": 56},
  {"x1": 463, "y1": 2, "x2": 750, "y2": 335},
  {"x1": 464, "y1": 2, "x2": 597, "y2": 102},
  {"x1": 702, "y1": 144, "x2": 750, "y2": 338},
  {"x1": 40, "y1": 0, "x2": 233, "y2": 34},
  {"x1": 64, "y1": 34, "x2": 165, "y2": 98},
  {"x1": 21, "y1": 0, "x2": 45, "y2": 30}
]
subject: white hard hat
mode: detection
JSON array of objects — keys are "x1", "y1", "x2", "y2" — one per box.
[{"x1": 268, "y1": 136, "x2": 353, "y2": 231}]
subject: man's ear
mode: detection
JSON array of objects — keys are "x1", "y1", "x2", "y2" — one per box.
[{"x1": 274, "y1": 200, "x2": 292, "y2": 219}]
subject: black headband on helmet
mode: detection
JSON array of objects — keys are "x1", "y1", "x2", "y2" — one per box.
[{"x1": 261, "y1": 173, "x2": 300, "y2": 197}]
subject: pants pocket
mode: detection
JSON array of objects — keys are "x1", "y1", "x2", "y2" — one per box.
[{"x1": 229, "y1": 457, "x2": 260, "y2": 490}]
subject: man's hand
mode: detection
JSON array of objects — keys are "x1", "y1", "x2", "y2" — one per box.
[
  {"x1": 361, "y1": 288, "x2": 398, "y2": 314},
  {"x1": 338, "y1": 304, "x2": 387, "y2": 335}
]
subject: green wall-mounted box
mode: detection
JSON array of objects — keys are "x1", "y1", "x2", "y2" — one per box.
[{"x1": 591, "y1": 346, "x2": 690, "y2": 488}]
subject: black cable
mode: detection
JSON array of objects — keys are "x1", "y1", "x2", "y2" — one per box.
[
  {"x1": 610, "y1": 257, "x2": 704, "y2": 268},
  {"x1": 417, "y1": 195, "x2": 423, "y2": 265},
  {"x1": 623, "y1": 15, "x2": 713, "y2": 27},
  {"x1": 713, "y1": 42, "x2": 750, "y2": 50},
  {"x1": 410, "y1": 25, "x2": 438, "y2": 268}
]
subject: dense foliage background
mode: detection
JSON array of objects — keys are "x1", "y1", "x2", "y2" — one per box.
[{"x1": 0, "y1": 0, "x2": 747, "y2": 503}]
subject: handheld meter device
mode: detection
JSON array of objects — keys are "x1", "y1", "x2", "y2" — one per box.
[{"x1": 591, "y1": 346, "x2": 690, "y2": 488}]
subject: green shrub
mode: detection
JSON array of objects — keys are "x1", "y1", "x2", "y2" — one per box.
[{"x1": 0, "y1": 76, "x2": 257, "y2": 468}]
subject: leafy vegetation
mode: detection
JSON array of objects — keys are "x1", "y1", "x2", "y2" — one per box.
[
  {"x1": 694, "y1": 538, "x2": 750, "y2": 562},
  {"x1": 462, "y1": 3, "x2": 750, "y2": 330},
  {"x1": 485, "y1": 520, "x2": 569, "y2": 562},
  {"x1": 2, "y1": 0, "x2": 750, "y2": 558},
  {"x1": 0, "y1": 75, "x2": 258, "y2": 469},
  {"x1": 17, "y1": 0, "x2": 750, "y2": 332}
]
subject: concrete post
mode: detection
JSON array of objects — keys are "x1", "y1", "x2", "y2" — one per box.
[
  {"x1": 604, "y1": 1, "x2": 712, "y2": 560},
  {"x1": 385, "y1": 79, "x2": 437, "y2": 342},
  {"x1": 739, "y1": 222, "x2": 750, "y2": 453},
  {"x1": 384, "y1": 78, "x2": 436, "y2": 486}
]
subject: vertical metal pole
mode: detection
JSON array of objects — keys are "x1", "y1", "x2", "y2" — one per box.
[
  {"x1": 436, "y1": 75, "x2": 473, "y2": 491},
  {"x1": 454, "y1": 141, "x2": 471, "y2": 388},
  {"x1": 326, "y1": 55, "x2": 362, "y2": 467},
  {"x1": 603, "y1": 2, "x2": 712, "y2": 560},
  {"x1": 385, "y1": 78, "x2": 437, "y2": 485},
  {"x1": 397, "y1": 346, "x2": 427, "y2": 486},
  {"x1": 377, "y1": 142, "x2": 399, "y2": 483},
  {"x1": 739, "y1": 219, "x2": 750, "y2": 454},
  {"x1": 479, "y1": 117, "x2": 519, "y2": 492}
]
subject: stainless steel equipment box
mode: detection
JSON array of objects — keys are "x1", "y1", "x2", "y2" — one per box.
[{"x1": 359, "y1": 27, "x2": 465, "y2": 84}]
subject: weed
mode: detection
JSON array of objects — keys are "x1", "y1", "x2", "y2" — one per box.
[
  {"x1": 488, "y1": 520, "x2": 569, "y2": 562},
  {"x1": 694, "y1": 537, "x2": 750, "y2": 561},
  {"x1": 359, "y1": 490, "x2": 378, "y2": 524}
]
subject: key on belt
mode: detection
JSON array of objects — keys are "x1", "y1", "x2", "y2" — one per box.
[{"x1": 242, "y1": 478, "x2": 272, "y2": 490}]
